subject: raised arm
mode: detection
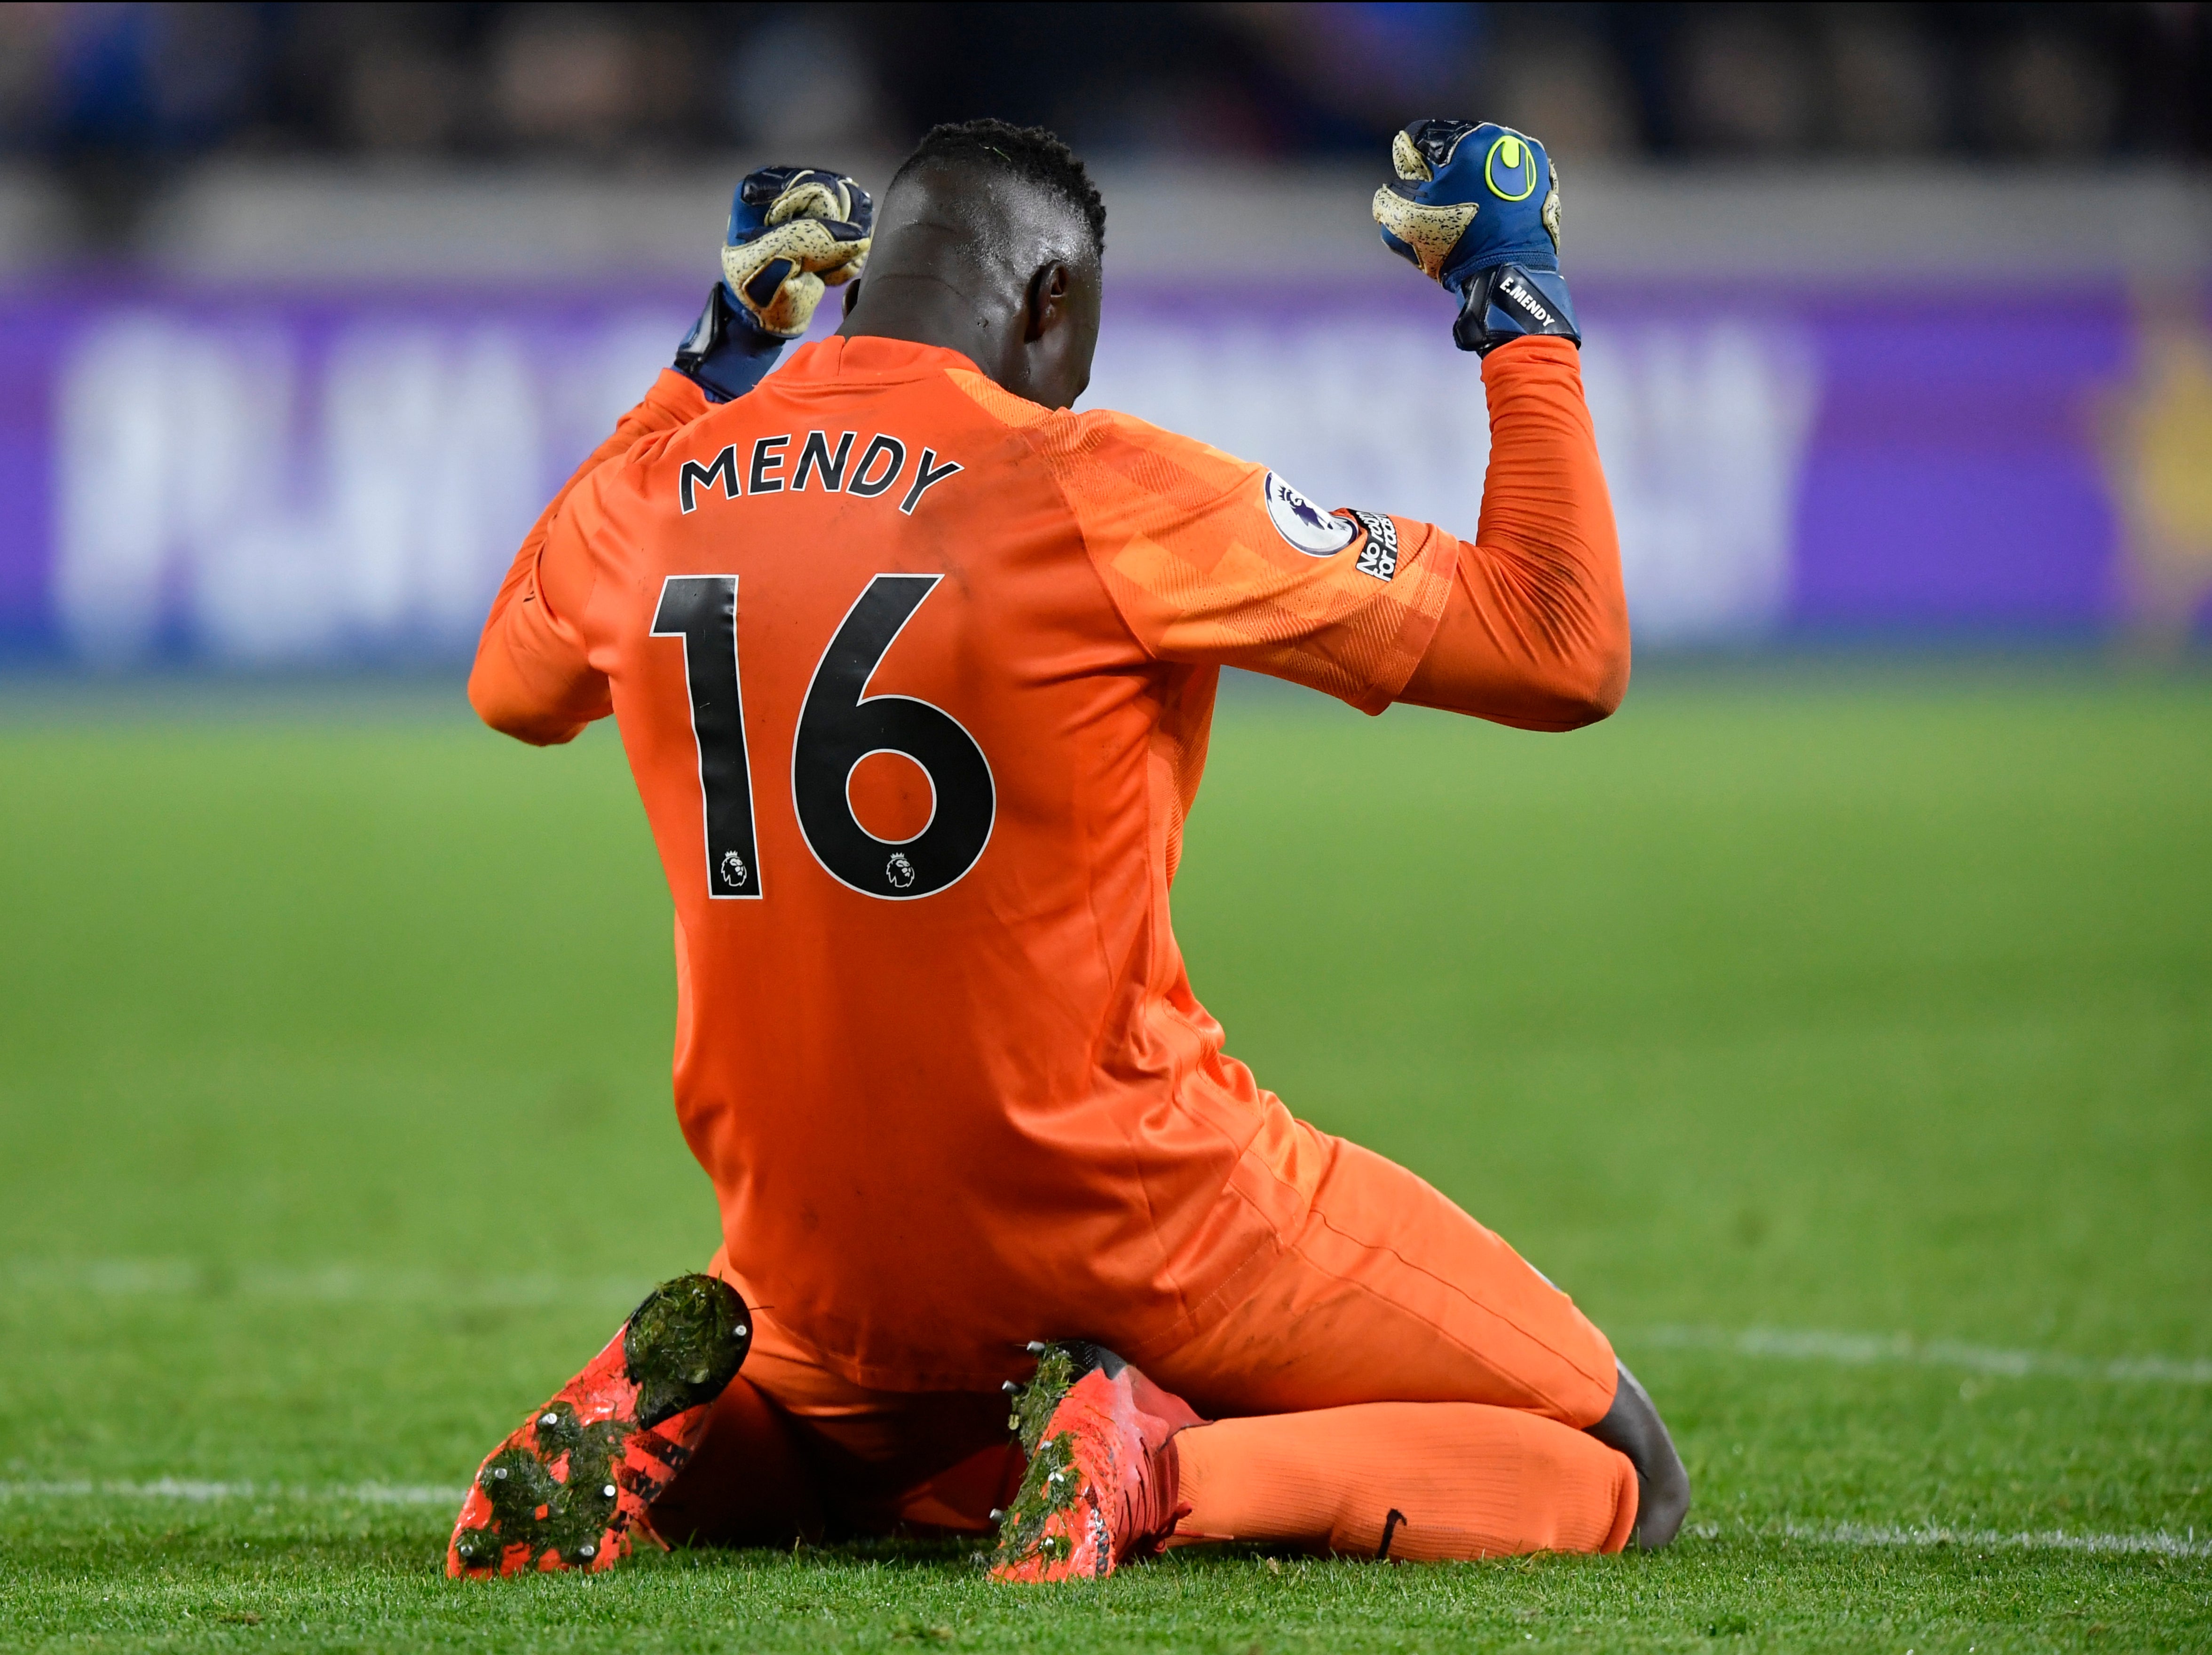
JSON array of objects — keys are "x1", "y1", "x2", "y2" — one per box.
[
  {"x1": 1375, "y1": 120, "x2": 1629, "y2": 730},
  {"x1": 1395, "y1": 336, "x2": 1627, "y2": 729},
  {"x1": 966, "y1": 118, "x2": 1623, "y2": 733},
  {"x1": 469, "y1": 166, "x2": 876, "y2": 745}
]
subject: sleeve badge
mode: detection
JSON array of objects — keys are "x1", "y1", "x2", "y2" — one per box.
[
  {"x1": 1340, "y1": 509, "x2": 1400, "y2": 581},
  {"x1": 1263, "y1": 471, "x2": 1359, "y2": 557}
]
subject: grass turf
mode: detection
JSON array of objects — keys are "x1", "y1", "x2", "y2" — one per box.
[{"x1": 0, "y1": 665, "x2": 2206, "y2": 1651}]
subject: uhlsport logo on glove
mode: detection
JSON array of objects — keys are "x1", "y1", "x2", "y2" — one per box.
[
  {"x1": 1485, "y1": 134, "x2": 1537, "y2": 201},
  {"x1": 1371, "y1": 119, "x2": 1562, "y2": 290},
  {"x1": 1263, "y1": 473, "x2": 1356, "y2": 557}
]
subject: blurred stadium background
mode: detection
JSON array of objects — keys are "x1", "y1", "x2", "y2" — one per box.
[
  {"x1": 3, "y1": 9, "x2": 2210, "y2": 1643},
  {"x1": 1, "y1": 0, "x2": 2208, "y2": 668}
]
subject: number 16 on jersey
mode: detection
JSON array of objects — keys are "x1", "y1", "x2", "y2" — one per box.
[
  {"x1": 651, "y1": 572, "x2": 996, "y2": 904},
  {"x1": 652, "y1": 575, "x2": 764, "y2": 898}
]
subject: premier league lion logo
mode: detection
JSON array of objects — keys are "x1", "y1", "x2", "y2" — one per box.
[{"x1": 1263, "y1": 471, "x2": 1357, "y2": 558}]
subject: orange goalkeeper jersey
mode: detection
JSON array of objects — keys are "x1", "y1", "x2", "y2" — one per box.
[{"x1": 472, "y1": 332, "x2": 1624, "y2": 1390}]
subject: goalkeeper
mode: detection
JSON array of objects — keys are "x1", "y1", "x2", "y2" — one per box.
[{"x1": 456, "y1": 118, "x2": 1688, "y2": 1581}]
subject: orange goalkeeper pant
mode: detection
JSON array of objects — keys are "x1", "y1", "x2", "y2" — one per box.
[{"x1": 652, "y1": 1125, "x2": 1636, "y2": 1559}]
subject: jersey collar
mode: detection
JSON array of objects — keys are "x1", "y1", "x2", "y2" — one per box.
[{"x1": 779, "y1": 334, "x2": 985, "y2": 384}]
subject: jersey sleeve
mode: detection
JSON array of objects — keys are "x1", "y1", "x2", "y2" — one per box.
[
  {"x1": 1011, "y1": 398, "x2": 1459, "y2": 715},
  {"x1": 469, "y1": 370, "x2": 710, "y2": 745},
  {"x1": 1397, "y1": 337, "x2": 1631, "y2": 730}
]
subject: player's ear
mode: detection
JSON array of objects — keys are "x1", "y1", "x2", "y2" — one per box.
[
  {"x1": 1024, "y1": 261, "x2": 1073, "y2": 343},
  {"x1": 1015, "y1": 256, "x2": 1098, "y2": 410}
]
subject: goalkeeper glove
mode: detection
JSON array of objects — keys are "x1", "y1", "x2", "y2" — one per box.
[
  {"x1": 1371, "y1": 120, "x2": 1579, "y2": 356},
  {"x1": 674, "y1": 166, "x2": 874, "y2": 403}
]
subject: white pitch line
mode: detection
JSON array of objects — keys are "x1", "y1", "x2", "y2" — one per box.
[
  {"x1": 0, "y1": 1480, "x2": 456, "y2": 1506},
  {"x1": 1692, "y1": 1521, "x2": 2212, "y2": 1559},
  {"x1": 4, "y1": 1258, "x2": 650, "y2": 1310},
  {"x1": 1634, "y1": 1325, "x2": 2212, "y2": 1386},
  {"x1": 2, "y1": 1483, "x2": 2203, "y2": 1559}
]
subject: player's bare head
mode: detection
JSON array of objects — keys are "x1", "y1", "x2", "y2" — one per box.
[{"x1": 840, "y1": 120, "x2": 1105, "y2": 410}]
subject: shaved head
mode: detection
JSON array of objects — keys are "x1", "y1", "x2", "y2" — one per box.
[
  {"x1": 885, "y1": 117, "x2": 1105, "y2": 261},
  {"x1": 838, "y1": 124, "x2": 1105, "y2": 410},
  {"x1": 871, "y1": 158, "x2": 1099, "y2": 297}
]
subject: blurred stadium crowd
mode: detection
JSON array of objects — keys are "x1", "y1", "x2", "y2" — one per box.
[
  {"x1": 2, "y1": 2, "x2": 2206, "y2": 190},
  {"x1": 1, "y1": 4, "x2": 2205, "y2": 667}
]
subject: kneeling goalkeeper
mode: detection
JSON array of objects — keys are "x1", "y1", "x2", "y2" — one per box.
[{"x1": 454, "y1": 116, "x2": 1689, "y2": 1580}]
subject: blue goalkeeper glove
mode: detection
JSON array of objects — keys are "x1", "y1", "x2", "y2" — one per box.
[
  {"x1": 674, "y1": 166, "x2": 874, "y2": 403},
  {"x1": 1371, "y1": 120, "x2": 1579, "y2": 356}
]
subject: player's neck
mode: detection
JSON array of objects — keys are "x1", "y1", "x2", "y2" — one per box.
[{"x1": 837, "y1": 275, "x2": 1022, "y2": 386}]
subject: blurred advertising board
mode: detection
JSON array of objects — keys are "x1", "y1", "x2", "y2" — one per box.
[{"x1": 0, "y1": 276, "x2": 2205, "y2": 666}]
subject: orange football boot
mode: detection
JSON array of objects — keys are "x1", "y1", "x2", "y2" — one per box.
[
  {"x1": 989, "y1": 1341, "x2": 1204, "y2": 1582},
  {"x1": 447, "y1": 1274, "x2": 750, "y2": 1577}
]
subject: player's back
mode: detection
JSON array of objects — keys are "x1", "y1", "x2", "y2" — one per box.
[
  {"x1": 484, "y1": 321, "x2": 1623, "y2": 1386},
  {"x1": 562, "y1": 334, "x2": 1331, "y2": 1387}
]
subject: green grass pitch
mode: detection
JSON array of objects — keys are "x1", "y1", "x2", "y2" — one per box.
[{"x1": 0, "y1": 665, "x2": 2206, "y2": 1651}]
